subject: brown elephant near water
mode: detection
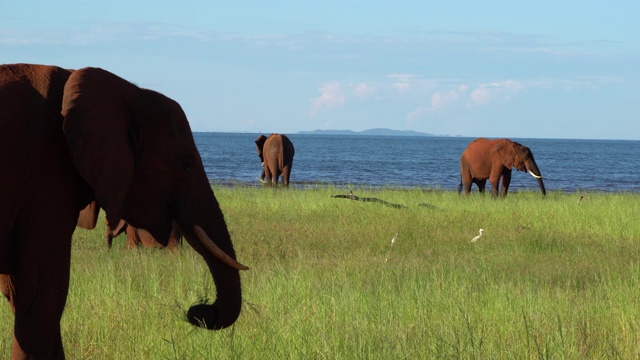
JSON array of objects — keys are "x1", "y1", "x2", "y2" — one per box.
[
  {"x1": 458, "y1": 138, "x2": 546, "y2": 197},
  {"x1": 255, "y1": 133, "x2": 295, "y2": 186},
  {"x1": 0, "y1": 63, "x2": 248, "y2": 359}
]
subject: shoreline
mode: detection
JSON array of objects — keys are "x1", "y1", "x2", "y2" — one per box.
[{"x1": 208, "y1": 180, "x2": 640, "y2": 194}]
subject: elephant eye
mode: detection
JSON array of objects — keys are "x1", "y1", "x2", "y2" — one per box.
[{"x1": 182, "y1": 161, "x2": 192, "y2": 173}]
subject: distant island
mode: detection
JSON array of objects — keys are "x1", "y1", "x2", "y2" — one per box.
[{"x1": 297, "y1": 128, "x2": 437, "y2": 137}]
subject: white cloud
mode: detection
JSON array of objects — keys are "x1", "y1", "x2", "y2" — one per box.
[
  {"x1": 431, "y1": 85, "x2": 468, "y2": 110},
  {"x1": 310, "y1": 81, "x2": 346, "y2": 117},
  {"x1": 469, "y1": 80, "x2": 524, "y2": 106},
  {"x1": 311, "y1": 76, "x2": 530, "y2": 124},
  {"x1": 309, "y1": 81, "x2": 380, "y2": 116},
  {"x1": 406, "y1": 106, "x2": 427, "y2": 124},
  {"x1": 353, "y1": 82, "x2": 376, "y2": 99},
  {"x1": 469, "y1": 88, "x2": 491, "y2": 106},
  {"x1": 406, "y1": 85, "x2": 469, "y2": 123},
  {"x1": 406, "y1": 80, "x2": 527, "y2": 123}
]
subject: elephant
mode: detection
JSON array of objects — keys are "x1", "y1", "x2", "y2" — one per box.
[
  {"x1": 255, "y1": 133, "x2": 295, "y2": 186},
  {"x1": 458, "y1": 138, "x2": 546, "y2": 197},
  {"x1": 0, "y1": 63, "x2": 248, "y2": 359},
  {"x1": 106, "y1": 218, "x2": 183, "y2": 249},
  {"x1": 78, "y1": 201, "x2": 182, "y2": 249}
]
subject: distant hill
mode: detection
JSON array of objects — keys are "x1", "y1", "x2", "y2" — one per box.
[{"x1": 297, "y1": 128, "x2": 436, "y2": 137}]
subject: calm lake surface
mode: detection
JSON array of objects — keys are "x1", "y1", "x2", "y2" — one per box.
[{"x1": 195, "y1": 132, "x2": 640, "y2": 193}]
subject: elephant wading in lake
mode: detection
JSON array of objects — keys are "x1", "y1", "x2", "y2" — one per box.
[
  {"x1": 255, "y1": 133, "x2": 295, "y2": 186},
  {"x1": 0, "y1": 64, "x2": 248, "y2": 359},
  {"x1": 458, "y1": 138, "x2": 546, "y2": 196}
]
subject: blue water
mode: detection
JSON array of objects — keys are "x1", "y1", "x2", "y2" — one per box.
[{"x1": 195, "y1": 132, "x2": 640, "y2": 192}]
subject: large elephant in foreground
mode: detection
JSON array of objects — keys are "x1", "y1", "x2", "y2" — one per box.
[
  {"x1": 0, "y1": 64, "x2": 247, "y2": 359},
  {"x1": 255, "y1": 133, "x2": 295, "y2": 186},
  {"x1": 458, "y1": 138, "x2": 546, "y2": 196}
]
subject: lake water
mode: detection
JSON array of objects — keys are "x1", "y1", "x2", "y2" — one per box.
[{"x1": 195, "y1": 132, "x2": 640, "y2": 193}]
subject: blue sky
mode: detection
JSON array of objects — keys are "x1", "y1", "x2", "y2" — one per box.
[{"x1": 2, "y1": 1, "x2": 638, "y2": 139}]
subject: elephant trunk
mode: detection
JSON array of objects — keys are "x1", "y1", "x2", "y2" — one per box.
[
  {"x1": 526, "y1": 161, "x2": 546, "y2": 196},
  {"x1": 180, "y1": 197, "x2": 246, "y2": 330}
]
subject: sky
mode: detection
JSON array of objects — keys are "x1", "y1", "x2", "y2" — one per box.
[{"x1": 2, "y1": 1, "x2": 638, "y2": 139}]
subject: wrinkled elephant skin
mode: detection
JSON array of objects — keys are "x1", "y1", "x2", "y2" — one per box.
[
  {"x1": 459, "y1": 138, "x2": 546, "y2": 197},
  {"x1": 0, "y1": 64, "x2": 246, "y2": 359}
]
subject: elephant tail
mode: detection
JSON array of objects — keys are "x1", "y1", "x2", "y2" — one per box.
[{"x1": 457, "y1": 176, "x2": 463, "y2": 194}]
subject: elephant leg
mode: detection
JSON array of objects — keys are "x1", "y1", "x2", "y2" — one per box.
[
  {"x1": 489, "y1": 177, "x2": 501, "y2": 197},
  {"x1": 137, "y1": 228, "x2": 163, "y2": 248},
  {"x1": 11, "y1": 197, "x2": 76, "y2": 359},
  {"x1": 460, "y1": 171, "x2": 473, "y2": 194},
  {"x1": 501, "y1": 170, "x2": 512, "y2": 196},
  {"x1": 263, "y1": 167, "x2": 273, "y2": 185},
  {"x1": 461, "y1": 180, "x2": 472, "y2": 194},
  {"x1": 475, "y1": 179, "x2": 487, "y2": 193},
  {"x1": 282, "y1": 165, "x2": 291, "y2": 187},
  {"x1": 126, "y1": 225, "x2": 141, "y2": 249},
  {"x1": 0, "y1": 274, "x2": 15, "y2": 312},
  {"x1": 166, "y1": 239, "x2": 178, "y2": 250},
  {"x1": 106, "y1": 219, "x2": 126, "y2": 248},
  {"x1": 105, "y1": 226, "x2": 113, "y2": 248},
  {"x1": 166, "y1": 223, "x2": 182, "y2": 250}
]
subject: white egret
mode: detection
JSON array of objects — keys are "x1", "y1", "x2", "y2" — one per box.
[
  {"x1": 385, "y1": 233, "x2": 398, "y2": 263},
  {"x1": 470, "y1": 229, "x2": 484, "y2": 243}
]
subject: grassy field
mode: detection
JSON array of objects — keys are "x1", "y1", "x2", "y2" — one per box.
[{"x1": 1, "y1": 187, "x2": 639, "y2": 359}]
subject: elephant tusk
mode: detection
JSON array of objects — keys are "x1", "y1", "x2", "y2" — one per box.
[
  {"x1": 528, "y1": 170, "x2": 543, "y2": 179},
  {"x1": 193, "y1": 225, "x2": 249, "y2": 271}
]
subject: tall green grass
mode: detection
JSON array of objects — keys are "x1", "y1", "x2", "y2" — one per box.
[{"x1": 1, "y1": 188, "x2": 639, "y2": 358}]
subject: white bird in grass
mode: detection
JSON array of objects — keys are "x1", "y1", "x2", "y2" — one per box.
[
  {"x1": 384, "y1": 233, "x2": 398, "y2": 263},
  {"x1": 470, "y1": 229, "x2": 484, "y2": 243}
]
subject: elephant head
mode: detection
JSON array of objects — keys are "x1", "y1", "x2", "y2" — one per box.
[
  {"x1": 1, "y1": 64, "x2": 248, "y2": 359},
  {"x1": 62, "y1": 67, "x2": 248, "y2": 329},
  {"x1": 255, "y1": 134, "x2": 267, "y2": 163},
  {"x1": 494, "y1": 139, "x2": 546, "y2": 195}
]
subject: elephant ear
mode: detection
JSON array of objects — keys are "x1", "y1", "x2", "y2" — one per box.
[
  {"x1": 62, "y1": 67, "x2": 139, "y2": 227},
  {"x1": 255, "y1": 134, "x2": 267, "y2": 161},
  {"x1": 511, "y1": 143, "x2": 528, "y2": 170},
  {"x1": 494, "y1": 139, "x2": 516, "y2": 169}
]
